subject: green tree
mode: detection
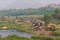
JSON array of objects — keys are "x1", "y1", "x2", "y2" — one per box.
[
  {"x1": 43, "y1": 14, "x2": 52, "y2": 22},
  {"x1": 43, "y1": 13, "x2": 52, "y2": 26},
  {"x1": 55, "y1": 8, "x2": 60, "y2": 19}
]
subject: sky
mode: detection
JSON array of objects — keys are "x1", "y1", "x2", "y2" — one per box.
[{"x1": 0, "y1": 0, "x2": 60, "y2": 10}]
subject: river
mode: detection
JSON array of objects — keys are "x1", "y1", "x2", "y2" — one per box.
[{"x1": 0, "y1": 30, "x2": 33, "y2": 38}]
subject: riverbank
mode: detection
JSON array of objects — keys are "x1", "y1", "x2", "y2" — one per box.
[
  {"x1": 0, "y1": 30, "x2": 33, "y2": 38},
  {"x1": 0, "y1": 35, "x2": 32, "y2": 40},
  {"x1": 0, "y1": 34, "x2": 60, "y2": 40}
]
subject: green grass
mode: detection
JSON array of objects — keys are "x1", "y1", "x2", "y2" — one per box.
[
  {"x1": 0, "y1": 34, "x2": 60, "y2": 40},
  {"x1": 0, "y1": 22, "x2": 33, "y2": 33},
  {"x1": 31, "y1": 35, "x2": 60, "y2": 40},
  {"x1": 52, "y1": 30, "x2": 60, "y2": 36}
]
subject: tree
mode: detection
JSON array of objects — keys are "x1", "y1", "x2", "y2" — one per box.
[
  {"x1": 43, "y1": 13, "x2": 52, "y2": 26},
  {"x1": 43, "y1": 14, "x2": 52, "y2": 22},
  {"x1": 55, "y1": 8, "x2": 60, "y2": 19}
]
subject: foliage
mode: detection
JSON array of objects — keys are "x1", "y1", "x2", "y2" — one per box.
[
  {"x1": 43, "y1": 13, "x2": 53, "y2": 22},
  {"x1": 43, "y1": 13, "x2": 53, "y2": 26},
  {"x1": 54, "y1": 8, "x2": 60, "y2": 19},
  {"x1": 52, "y1": 30, "x2": 60, "y2": 36},
  {"x1": 0, "y1": 35, "x2": 32, "y2": 40},
  {"x1": 0, "y1": 7, "x2": 55, "y2": 16},
  {"x1": 31, "y1": 35, "x2": 60, "y2": 40}
]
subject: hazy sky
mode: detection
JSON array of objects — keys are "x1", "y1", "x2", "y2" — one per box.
[{"x1": 0, "y1": 0, "x2": 60, "y2": 10}]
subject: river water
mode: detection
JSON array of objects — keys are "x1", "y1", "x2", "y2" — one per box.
[{"x1": 0, "y1": 30, "x2": 32, "y2": 38}]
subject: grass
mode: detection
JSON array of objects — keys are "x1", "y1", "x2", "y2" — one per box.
[
  {"x1": 0, "y1": 22, "x2": 33, "y2": 33},
  {"x1": 31, "y1": 35, "x2": 60, "y2": 40},
  {"x1": 1, "y1": 34, "x2": 60, "y2": 40},
  {"x1": 52, "y1": 29, "x2": 60, "y2": 36}
]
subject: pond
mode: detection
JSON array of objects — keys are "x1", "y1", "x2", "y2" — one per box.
[{"x1": 0, "y1": 30, "x2": 33, "y2": 38}]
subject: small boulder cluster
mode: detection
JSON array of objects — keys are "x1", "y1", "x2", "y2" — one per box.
[
  {"x1": 32, "y1": 22, "x2": 56, "y2": 31},
  {"x1": 32, "y1": 22, "x2": 45, "y2": 31}
]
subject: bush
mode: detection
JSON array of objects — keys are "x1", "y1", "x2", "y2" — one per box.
[
  {"x1": 31, "y1": 35, "x2": 60, "y2": 40},
  {"x1": 1, "y1": 35, "x2": 32, "y2": 40},
  {"x1": 52, "y1": 30, "x2": 60, "y2": 36},
  {"x1": 31, "y1": 35, "x2": 52, "y2": 40}
]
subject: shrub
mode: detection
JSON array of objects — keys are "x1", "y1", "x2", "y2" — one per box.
[
  {"x1": 52, "y1": 30, "x2": 60, "y2": 36},
  {"x1": 31, "y1": 35, "x2": 60, "y2": 40}
]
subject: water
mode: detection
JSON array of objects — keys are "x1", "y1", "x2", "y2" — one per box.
[{"x1": 0, "y1": 30, "x2": 32, "y2": 38}]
